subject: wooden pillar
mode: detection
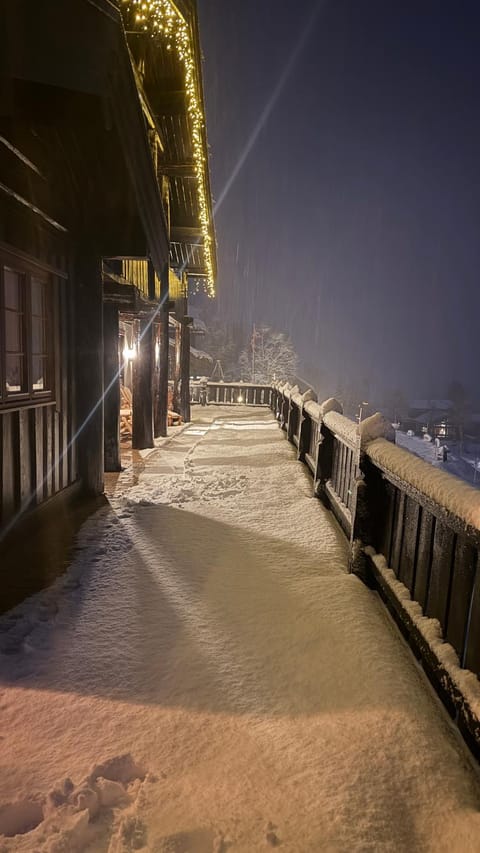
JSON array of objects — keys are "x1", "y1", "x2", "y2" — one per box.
[
  {"x1": 172, "y1": 321, "x2": 181, "y2": 413},
  {"x1": 103, "y1": 303, "x2": 121, "y2": 472},
  {"x1": 75, "y1": 250, "x2": 104, "y2": 495},
  {"x1": 132, "y1": 317, "x2": 154, "y2": 450},
  {"x1": 155, "y1": 264, "x2": 169, "y2": 438},
  {"x1": 180, "y1": 315, "x2": 191, "y2": 423}
]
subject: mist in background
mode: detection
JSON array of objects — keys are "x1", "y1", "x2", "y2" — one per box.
[{"x1": 195, "y1": 0, "x2": 480, "y2": 406}]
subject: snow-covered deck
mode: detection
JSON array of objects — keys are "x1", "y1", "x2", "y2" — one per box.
[{"x1": 1, "y1": 407, "x2": 480, "y2": 851}]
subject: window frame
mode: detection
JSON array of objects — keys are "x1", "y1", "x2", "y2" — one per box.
[{"x1": 0, "y1": 253, "x2": 56, "y2": 408}]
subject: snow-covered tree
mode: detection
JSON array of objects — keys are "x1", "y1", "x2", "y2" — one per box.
[{"x1": 239, "y1": 325, "x2": 299, "y2": 384}]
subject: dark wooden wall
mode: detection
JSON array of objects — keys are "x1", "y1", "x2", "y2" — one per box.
[{"x1": 0, "y1": 244, "x2": 77, "y2": 538}]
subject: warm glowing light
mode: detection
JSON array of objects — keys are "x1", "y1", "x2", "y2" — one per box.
[
  {"x1": 237, "y1": 395, "x2": 244, "y2": 403},
  {"x1": 124, "y1": 345, "x2": 137, "y2": 362},
  {"x1": 121, "y1": 0, "x2": 215, "y2": 296}
]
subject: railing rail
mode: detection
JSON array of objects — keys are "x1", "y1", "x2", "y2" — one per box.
[
  {"x1": 271, "y1": 380, "x2": 480, "y2": 758},
  {"x1": 190, "y1": 381, "x2": 272, "y2": 407}
]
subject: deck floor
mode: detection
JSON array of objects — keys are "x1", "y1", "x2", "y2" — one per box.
[{"x1": 0, "y1": 406, "x2": 479, "y2": 851}]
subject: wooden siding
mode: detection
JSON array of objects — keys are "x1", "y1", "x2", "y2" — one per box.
[{"x1": 0, "y1": 247, "x2": 76, "y2": 537}]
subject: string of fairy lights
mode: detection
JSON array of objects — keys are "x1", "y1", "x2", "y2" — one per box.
[{"x1": 121, "y1": 0, "x2": 215, "y2": 296}]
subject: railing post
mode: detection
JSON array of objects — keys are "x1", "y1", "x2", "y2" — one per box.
[
  {"x1": 280, "y1": 384, "x2": 290, "y2": 431},
  {"x1": 287, "y1": 386, "x2": 300, "y2": 443},
  {"x1": 313, "y1": 399, "x2": 343, "y2": 497},
  {"x1": 275, "y1": 385, "x2": 283, "y2": 420},
  {"x1": 270, "y1": 384, "x2": 276, "y2": 413},
  {"x1": 349, "y1": 413, "x2": 395, "y2": 582},
  {"x1": 297, "y1": 390, "x2": 316, "y2": 462}
]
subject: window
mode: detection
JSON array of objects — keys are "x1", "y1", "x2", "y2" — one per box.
[
  {"x1": 31, "y1": 277, "x2": 49, "y2": 392},
  {"x1": 4, "y1": 268, "x2": 26, "y2": 393},
  {"x1": 1, "y1": 262, "x2": 54, "y2": 403}
]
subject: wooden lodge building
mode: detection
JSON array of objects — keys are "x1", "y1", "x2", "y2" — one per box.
[{"x1": 0, "y1": 0, "x2": 216, "y2": 544}]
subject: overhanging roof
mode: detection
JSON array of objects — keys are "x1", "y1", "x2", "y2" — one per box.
[
  {"x1": 120, "y1": 0, "x2": 217, "y2": 294},
  {"x1": 1, "y1": 0, "x2": 170, "y2": 278}
]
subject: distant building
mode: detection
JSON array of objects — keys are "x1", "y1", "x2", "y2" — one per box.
[{"x1": 403, "y1": 400, "x2": 456, "y2": 439}]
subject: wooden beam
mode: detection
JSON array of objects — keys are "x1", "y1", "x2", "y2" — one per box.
[
  {"x1": 170, "y1": 226, "x2": 204, "y2": 243},
  {"x1": 160, "y1": 163, "x2": 196, "y2": 178}
]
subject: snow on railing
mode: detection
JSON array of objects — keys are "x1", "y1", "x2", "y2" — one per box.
[
  {"x1": 271, "y1": 380, "x2": 480, "y2": 759},
  {"x1": 366, "y1": 437, "x2": 480, "y2": 531}
]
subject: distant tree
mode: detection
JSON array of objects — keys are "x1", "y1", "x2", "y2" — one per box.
[{"x1": 239, "y1": 325, "x2": 299, "y2": 384}]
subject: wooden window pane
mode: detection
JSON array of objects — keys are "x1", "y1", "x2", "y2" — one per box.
[
  {"x1": 4, "y1": 268, "x2": 21, "y2": 309},
  {"x1": 31, "y1": 277, "x2": 45, "y2": 316},
  {"x1": 5, "y1": 312, "x2": 22, "y2": 352},
  {"x1": 32, "y1": 356, "x2": 47, "y2": 391},
  {"x1": 32, "y1": 316, "x2": 45, "y2": 355},
  {"x1": 3, "y1": 267, "x2": 26, "y2": 394},
  {"x1": 31, "y1": 276, "x2": 51, "y2": 392}
]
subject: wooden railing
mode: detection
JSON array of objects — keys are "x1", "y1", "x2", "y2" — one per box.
[
  {"x1": 271, "y1": 381, "x2": 480, "y2": 758},
  {"x1": 190, "y1": 381, "x2": 272, "y2": 407}
]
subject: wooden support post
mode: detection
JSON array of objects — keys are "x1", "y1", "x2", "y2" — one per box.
[
  {"x1": 75, "y1": 250, "x2": 104, "y2": 495},
  {"x1": 156, "y1": 264, "x2": 169, "y2": 438},
  {"x1": 172, "y1": 321, "x2": 181, "y2": 413},
  {"x1": 103, "y1": 303, "x2": 121, "y2": 471},
  {"x1": 132, "y1": 317, "x2": 154, "y2": 450},
  {"x1": 180, "y1": 315, "x2": 191, "y2": 423}
]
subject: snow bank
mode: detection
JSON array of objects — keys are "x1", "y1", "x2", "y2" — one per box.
[{"x1": 367, "y1": 437, "x2": 480, "y2": 530}]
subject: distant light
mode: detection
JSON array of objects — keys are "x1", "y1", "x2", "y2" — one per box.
[{"x1": 237, "y1": 395, "x2": 244, "y2": 403}]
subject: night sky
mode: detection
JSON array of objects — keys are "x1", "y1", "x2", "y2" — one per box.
[{"x1": 196, "y1": 0, "x2": 480, "y2": 404}]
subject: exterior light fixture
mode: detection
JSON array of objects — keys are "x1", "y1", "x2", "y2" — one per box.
[{"x1": 123, "y1": 345, "x2": 137, "y2": 362}]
